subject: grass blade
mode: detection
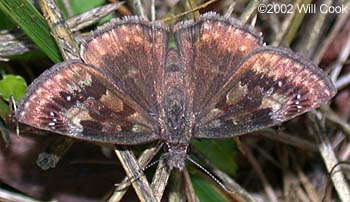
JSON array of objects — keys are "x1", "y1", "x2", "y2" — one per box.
[{"x1": 0, "y1": 0, "x2": 61, "y2": 63}]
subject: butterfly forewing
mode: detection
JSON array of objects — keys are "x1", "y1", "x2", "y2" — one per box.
[
  {"x1": 194, "y1": 47, "x2": 336, "y2": 139},
  {"x1": 16, "y1": 61, "x2": 158, "y2": 144},
  {"x1": 174, "y1": 12, "x2": 263, "y2": 114},
  {"x1": 81, "y1": 17, "x2": 169, "y2": 115}
]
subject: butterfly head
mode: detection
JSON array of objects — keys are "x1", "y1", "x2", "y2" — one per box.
[{"x1": 165, "y1": 142, "x2": 189, "y2": 171}]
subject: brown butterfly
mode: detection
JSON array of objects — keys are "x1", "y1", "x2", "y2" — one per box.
[{"x1": 16, "y1": 12, "x2": 336, "y2": 170}]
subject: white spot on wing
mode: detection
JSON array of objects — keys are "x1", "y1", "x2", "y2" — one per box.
[{"x1": 278, "y1": 81, "x2": 283, "y2": 87}]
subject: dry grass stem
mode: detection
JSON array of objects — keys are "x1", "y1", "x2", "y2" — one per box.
[
  {"x1": 38, "y1": 0, "x2": 80, "y2": 60},
  {"x1": 183, "y1": 168, "x2": 198, "y2": 202},
  {"x1": 67, "y1": 2, "x2": 124, "y2": 32},
  {"x1": 239, "y1": 0, "x2": 260, "y2": 24},
  {"x1": 313, "y1": 0, "x2": 350, "y2": 64},
  {"x1": 257, "y1": 129, "x2": 319, "y2": 152},
  {"x1": 114, "y1": 146, "x2": 155, "y2": 202},
  {"x1": 150, "y1": 159, "x2": 171, "y2": 202},
  {"x1": 309, "y1": 113, "x2": 350, "y2": 201},
  {"x1": 128, "y1": 0, "x2": 147, "y2": 20},
  {"x1": 108, "y1": 144, "x2": 161, "y2": 201},
  {"x1": 0, "y1": 188, "x2": 44, "y2": 202},
  {"x1": 242, "y1": 143, "x2": 279, "y2": 202}
]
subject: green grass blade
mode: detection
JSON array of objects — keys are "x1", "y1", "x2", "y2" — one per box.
[
  {"x1": 0, "y1": 0, "x2": 61, "y2": 63},
  {"x1": 191, "y1": 174, "x2": 228, "y2": 202}
]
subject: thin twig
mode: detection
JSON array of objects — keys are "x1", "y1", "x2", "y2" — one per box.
[
  {"x1": 38, "y1": 0, "x2": 80, "y2": 60},
  {"x1": 241, "y1": 143, "x2": 279, "y2": 202},
  {"x1": 255, "y1": 129, "x2": 319, "y2": 152},
  {"x1": 280, "y1": 147, "x2": 293, "y2": 201},
  {"x1": 272, "y1": 0, "x2": 312, "y2": 46},
  {"x1": 150, "y1": 159, "x2": 171, "y2": 202},
  {"x1": 108, "y1": 144, "x2": 161, "y2": 201},
  {"x1": 151, "y1": 0, "x2": 155, "y2": 21},
  {"x1": 114, "y1": 146, "x2": 155, "y2": 202},
  {"x1": 323, "y1": 109, "x2": 350, "y2": 137},
  {"x1": 0, "y1": 188, "x2": 44, "y2": 202},
  {"x1": 62, "y1": 0, "x2": 74, "y2": 17},
  {"x1": 183, "y1": 168, "x2": 198, "y2": 202},
  {"x1": 187, "y1": 0, "x2": 200, "y2": 20},
  {"x1": 313, "y1": 0, "x2": 350, "y2": 64},
  {"x1": 296, "y1": 164, "x2": 321, "y2": 202},
  {"x1": 108, "y1": 0, "x2": 132, "y2": 16},
  {"x1": 169, "y1": 171, "x2": 186, "y2": 201},
  {"x1": 0, "y1": 30, "x2": 33, "y2": 58},
  {"x1": 296, "y1": 186, "x2": 312, "y2": 202},
  {"x1": 308, "y1": 113, "x2": 350, "y2": 202},
  {"x1": 224, "y1": 1, "x2": 236, "y2": 18},
  {"x1": 161, "y1": 0, "x2": 217, "y2": 22},
  {"x1": 128, "y1": 0, "x2": 147, "y2": 20},
  {"x1": 36, "y1": 136, "x2": 74, "y2": 170},
  {"x1": 67, "y1": 2, "x2": 124, "y2": 32},
  {"x1": 295, "y1": 0, "x2": 334, "y2": 58},
  {"x1": 330, "y1": 28, "x2": 350, "y2": 83},
  {"x1": 239, "y1": 0, "x2": 261, "y2": 24},
  {"x1": 335, "y1": 73, "x2": 350, "y2": 90},
  {"x1": 249, "y1": 144, "x2": 280, "y2": 168}
]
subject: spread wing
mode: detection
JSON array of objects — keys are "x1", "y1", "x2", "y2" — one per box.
[
  {"x1": 194, "y1": 47, "x2": 336, "y2": 138},
  {"x1": 173, "y1": 12, "x2": 263, "y2": 114},
  {"x1": 16, "y1": 61, "x2": 159, "y2": 144},
  {"x1": 81, "y1": 16, "x2": 168, "y2": 116},
  {"x1": 174, "y1": 12, "x2": 336, "y2": 139},
  {"x1": 16, "y1": 17, "x2": 169, "y2": 144}
]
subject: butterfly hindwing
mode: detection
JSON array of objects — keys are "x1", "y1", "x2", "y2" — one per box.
[
  {"x1": 194, "y1": 47, "x2": 336, "y2": 138},
  {"x1": 16, "y1": 61, "x2": 159, "y2": 144}
]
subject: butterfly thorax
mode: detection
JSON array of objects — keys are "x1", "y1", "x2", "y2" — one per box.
[{"x1": 160, "y1": 50, "x2": 193, "y2": 170}]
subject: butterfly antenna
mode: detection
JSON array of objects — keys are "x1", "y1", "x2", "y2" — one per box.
[
  {"x1": 139, "y1": 142, "x2": 167, "y2": 173},
  {"x1": 187, "y1": 156, "x2": 231, "y2": 192}
]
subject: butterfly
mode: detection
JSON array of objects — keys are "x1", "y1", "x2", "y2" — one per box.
[{"x1": 16, "y1": 12, "x2": 336, "y2": 170}]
